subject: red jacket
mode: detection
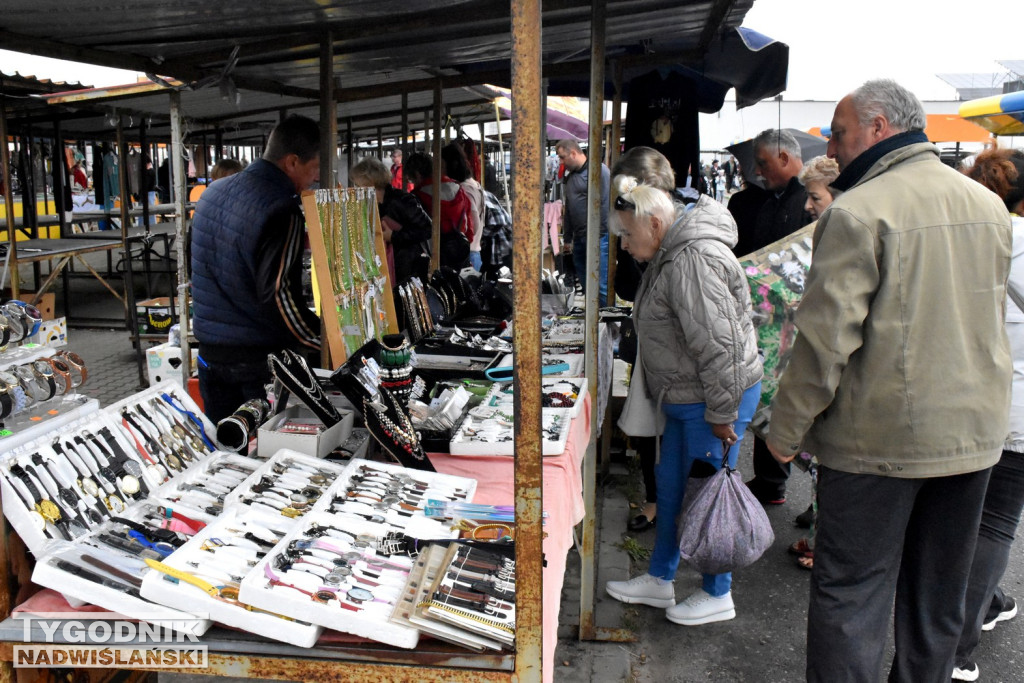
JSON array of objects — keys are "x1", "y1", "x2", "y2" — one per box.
[{"x1": 415, "y1": 176, "x2": 473, "y2": 243}]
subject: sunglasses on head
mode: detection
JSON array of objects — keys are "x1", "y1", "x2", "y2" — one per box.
[{"x1": 614, "y1": 195, "x2": 635, "y2": 211}]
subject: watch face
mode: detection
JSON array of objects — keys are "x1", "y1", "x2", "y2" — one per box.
[
  {"x1": 120, "y1": 475, "x2": 141, "y2": 496},
  {"x1": 32, "y1": 360, "x2": 53, "y2": 377},
  {"x1": 105, "y1": 495, "x2": 125, "y2": 513},
  {"x1": 81, "y1": 478, "x2": 100, "y2": 497},
  {"x1": 166, "y1": 454, "x2": 183, "y2": 471},
  {"x1": 0, "y1": 371, "x2": 15, "y2": 390},
  {"x1": 123, "y1": 460, "x2": 143, "y2": 478},
  {"x1": 36, "y1": 500, "x2": 60, "y2": 523},
  {"x1": 347, "y1": 587, "x2": 373, "y2": 604}
]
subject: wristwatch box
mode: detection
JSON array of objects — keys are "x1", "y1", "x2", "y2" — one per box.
[{"x1": 258, "y1": 405, "x2": 354, "y2": 460}]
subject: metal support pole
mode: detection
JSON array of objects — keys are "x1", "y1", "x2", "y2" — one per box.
[
  {"x1": 599, "y1": 59, "x2": 625, "y2": 478},
  {"x1": 494, "y1": 102, "x2": 509, "y2": 202},
  {"x1": 140, "y1": 117, "x2": 151, "y2": 231},
  {"x1": 580, "y1": 0, "x2": 606, "y2": 643},
  {"x1": 430, "y1": 80, "x2": 442, "y2": 271},
  {"x1": 51, "y1": 119, "x2": 68, "y2": 239},
  {"x1": 0, "y1": 95, "x2": 19, "y2": 297},
  {"x1": 510, "y1": 0, "x2": 544, "y2": 680},
  {"x1": 320, "y1": 31, "x2": 337, "y2": 190},
  {"x1": 118, "y1": 115, "x2": 147, "y2": 388},
  {"x1": 401, "y1": 92, "x2": 409, "y2": 168},
  {"x1": 376, "y1": 127, "x2": 383, "y2": 159},
  {"x1": 477, "y1": 122, "x2": 486, "y2": 185},
  {"x1": 169, "y1": 93, "x2": 191, "y2": 390},
  {"x1": 319, "y1": 31, "x2": 338, "y2": 370}
]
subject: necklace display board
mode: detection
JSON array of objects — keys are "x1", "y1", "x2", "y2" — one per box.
[{"x1": 303, "y1": 188, "x2": 398, "y2": 365}]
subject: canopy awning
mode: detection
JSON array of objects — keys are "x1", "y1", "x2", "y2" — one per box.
[
  {"x1": 819, "y1": 114, "x2": 993, "y2": 143},
  {"x1": 959, "y1": 91, "x2": 1024, "y2": 136}
]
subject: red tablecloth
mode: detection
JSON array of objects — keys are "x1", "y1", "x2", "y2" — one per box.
[{"x1": 428, "y1": 395, "x2": 591, "y2": 683}]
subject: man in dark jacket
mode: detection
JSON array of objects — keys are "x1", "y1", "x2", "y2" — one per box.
[
  {"x1": 557, "y1": 139, "x2": 610, "y2": 302},
  {"x1": 191, "y1": 115, "x2": 322, "y2": 422},
  {"x1": 745, "y1": 128, "x2": 811, "y2": 506}
]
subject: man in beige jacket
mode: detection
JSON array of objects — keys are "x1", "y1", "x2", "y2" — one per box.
[{"x1": 767, "y1": 80, "x2": 1013, "y2": 682}]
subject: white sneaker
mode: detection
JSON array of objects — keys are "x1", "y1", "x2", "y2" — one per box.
[
  {"x1": 952, "y1": 662, "x2": 979, "y2": 681},
  {"x1": 605, "y1": 573, "x2": 676, "y2": 608},
  {"x1": 665, "y1": 589, "x2": 736, "y2": 626}
]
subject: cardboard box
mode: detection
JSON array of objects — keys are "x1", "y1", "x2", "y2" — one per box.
[
  {"x1": 258, "y1": 404, "x2": 353, "y2": 459},
  {"x1": 26, "y1": 317, "x2": 67, "y2": 347},
  {"x1": 136, "y1": 296, "x2": 177, "y2": 336},
  {"x1": 21, "y1": 292, "x2": 56, "y2": 320},
  {"x1": 146, "y1": 341, "x2": 198, "y2": 387}
]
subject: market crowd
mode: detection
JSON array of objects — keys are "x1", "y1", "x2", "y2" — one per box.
[{"x1": 604, "y1": 79, "x2": 1023, "y2": 683}]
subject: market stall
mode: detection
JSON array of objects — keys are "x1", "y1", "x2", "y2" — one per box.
[{"x1": 0, "y1": 2, "x2": 787, "y2": 682}]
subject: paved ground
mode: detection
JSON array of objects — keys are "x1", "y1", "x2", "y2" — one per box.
[{"x1": 46, "y1": 261, "x2": 1024, "y2": 682}]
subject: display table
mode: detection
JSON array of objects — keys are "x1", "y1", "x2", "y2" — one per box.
[{"x1": 428, "y1": 395, "x2": 591, "y2": 683}]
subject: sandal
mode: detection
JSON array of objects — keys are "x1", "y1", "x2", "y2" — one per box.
[
  {"x1": 788, "y1": 538, "x2": 813, "y2": 557},
  {"x1": 796, "y1": 554, "x2": 814, "y2": 570}
]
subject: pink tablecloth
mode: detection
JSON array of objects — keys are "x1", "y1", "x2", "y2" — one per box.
[{"x1": 428, "y1": 395, "x2": 591, "y2": 683}]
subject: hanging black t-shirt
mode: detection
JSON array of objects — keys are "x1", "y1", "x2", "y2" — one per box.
[{"x1": 624, "y1": 70, "x2": 700, "y2": 189}]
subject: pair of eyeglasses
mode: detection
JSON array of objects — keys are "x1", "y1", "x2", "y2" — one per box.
[{"x1": 614, "y1": 195, "x2": 636, "y2": 211}]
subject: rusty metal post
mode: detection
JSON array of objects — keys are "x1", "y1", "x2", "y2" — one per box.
[
  {"x1": 430, "y1": 79, "x2": 442, "y2": 271},
  {"x1": 168, "y1": 95, "x2": 191, "y2": 391},
  {"x1": 510, "y1": 0, "x2": 543, "y2": 680},
  {"x1": 578, "y1": 0, "x2": 606, "y2": 643}
]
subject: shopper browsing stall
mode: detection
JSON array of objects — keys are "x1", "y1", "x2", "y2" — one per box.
[
  {"x1": 604, "y1": 147, "x2": 762, "y2": 626},
  {"x1": 350, "y1": 156, "x2": 432, "y2": 284},
  {"x1": 191, "y1": 115, "x2": 322, "y2": 423}
]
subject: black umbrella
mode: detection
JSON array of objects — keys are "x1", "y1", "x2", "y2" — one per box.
[{"x1": 725, "y1": 129, "x2": 828, "y2": 189}]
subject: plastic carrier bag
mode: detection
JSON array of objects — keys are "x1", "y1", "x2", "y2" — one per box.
[{"x1": 678, "y1": 456, "x2": 775, "y2": 575}]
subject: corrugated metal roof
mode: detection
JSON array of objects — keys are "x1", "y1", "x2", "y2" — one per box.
[
  {"x1": 1, "y1": 1, "x2": 756, "y2": 97},
  {"x1": 1, "y1": 1, "x2": 788, "y2": 144}
]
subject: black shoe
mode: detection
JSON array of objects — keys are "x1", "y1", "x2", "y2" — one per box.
[
  {"x1": 627, "y1": 513, "x2": 656, "y2": 532},
  {"x1": 745, "y1": 479, "x2": 786, "y2": 505},
  {"x1": 982, "y1": 594, "x2": 1017, "y2": 631},
  {"x1": 794, "y1": 504, "x2": 814, "y2": 529}
]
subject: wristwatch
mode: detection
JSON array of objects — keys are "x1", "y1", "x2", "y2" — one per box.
[
  {"x1": 45, "y1": 357, "x2": 73, "y2": 395},
  {"x1": 2, "y1": 302, "x2": 26, "y2": 344},
  {"x1": 56, "y1": 351, "x2": 88, "y2": 388},
  {"x1": 0, "y1": 380, "x2": 11, "y2": 420},
  {"x1": 0, "y1": 370, "x2": 25, "y2": 417},
  {"x1": 31, "y1": 360, "x2": 57, "y2": 401},
  {"x1": 0, "y1": 312, "x2": 10, "y2": 351}
]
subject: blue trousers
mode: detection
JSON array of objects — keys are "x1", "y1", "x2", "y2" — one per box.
[
  {"x1": 573, "y1": 232, "x2": 609, "y2": 303},
  {"x1": 647, "y1": 382, "x2": 761, "y2": 597}
]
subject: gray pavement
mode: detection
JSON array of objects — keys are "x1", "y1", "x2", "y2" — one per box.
[{"x1": 54, "y1": 321, "x2": 1024, "y2": 682}]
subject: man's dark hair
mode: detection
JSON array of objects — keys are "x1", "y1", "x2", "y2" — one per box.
[
  {"x1": 263, "y1": 115, "x2": 320, "y2": 163},
  {"x1": 441, "y1": 142, "x2": 471, "y2": 183},
  {"x1": 405, "y1": 152, "x2": 434, "y2": 183}
]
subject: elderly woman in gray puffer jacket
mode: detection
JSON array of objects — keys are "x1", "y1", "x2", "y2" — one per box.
[{"x1": 605, "y1": 147, "x2": 762, "y2": 627}]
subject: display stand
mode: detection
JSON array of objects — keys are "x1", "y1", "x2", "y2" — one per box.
[{"x1": 302, "y1": 188, "x2": 398, "y2": 367}]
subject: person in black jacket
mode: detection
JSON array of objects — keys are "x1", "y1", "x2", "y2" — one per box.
[
  {"x1": 191, "y1": 115, "x2": 322, "y2": 423},
  {"x1": 746, "y1": 128, "x2": 812, "y2": 506},
  {"x1": 351, "y1": 156, "x2": 432, "y2": 284}
]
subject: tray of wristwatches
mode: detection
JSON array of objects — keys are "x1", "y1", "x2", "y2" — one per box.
[
  {"x1": 140, "y1": 504, "x2": 322, "y2": 648},
  {"x1": 148, "y1": 452, "x2": 262, "y2": 523},
  {"x1": 312, "y1": 457, "x2": 477, "y2": 539},
  {"x1": 223, "y1": 449, "x2": 348, "y2": 519},
  {"x1": 238, "y1": 510, "x2": 426, "y2": 649},
  {"x1": 31, "y1": 501, "x2": 215, "y2": 636}
]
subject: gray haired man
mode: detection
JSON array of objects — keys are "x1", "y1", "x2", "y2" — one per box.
[{"x1": 767, "y1": 80, "x2": 1013, "y2": 682}]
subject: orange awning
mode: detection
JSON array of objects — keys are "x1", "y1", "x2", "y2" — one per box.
[{"x1": 923, "y1": 115, "x2": 991, "y2": 143}]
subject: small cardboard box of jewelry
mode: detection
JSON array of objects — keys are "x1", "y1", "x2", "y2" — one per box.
[{"x1": 257, "y1": 405, "x2": 354, "y2": 460}]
